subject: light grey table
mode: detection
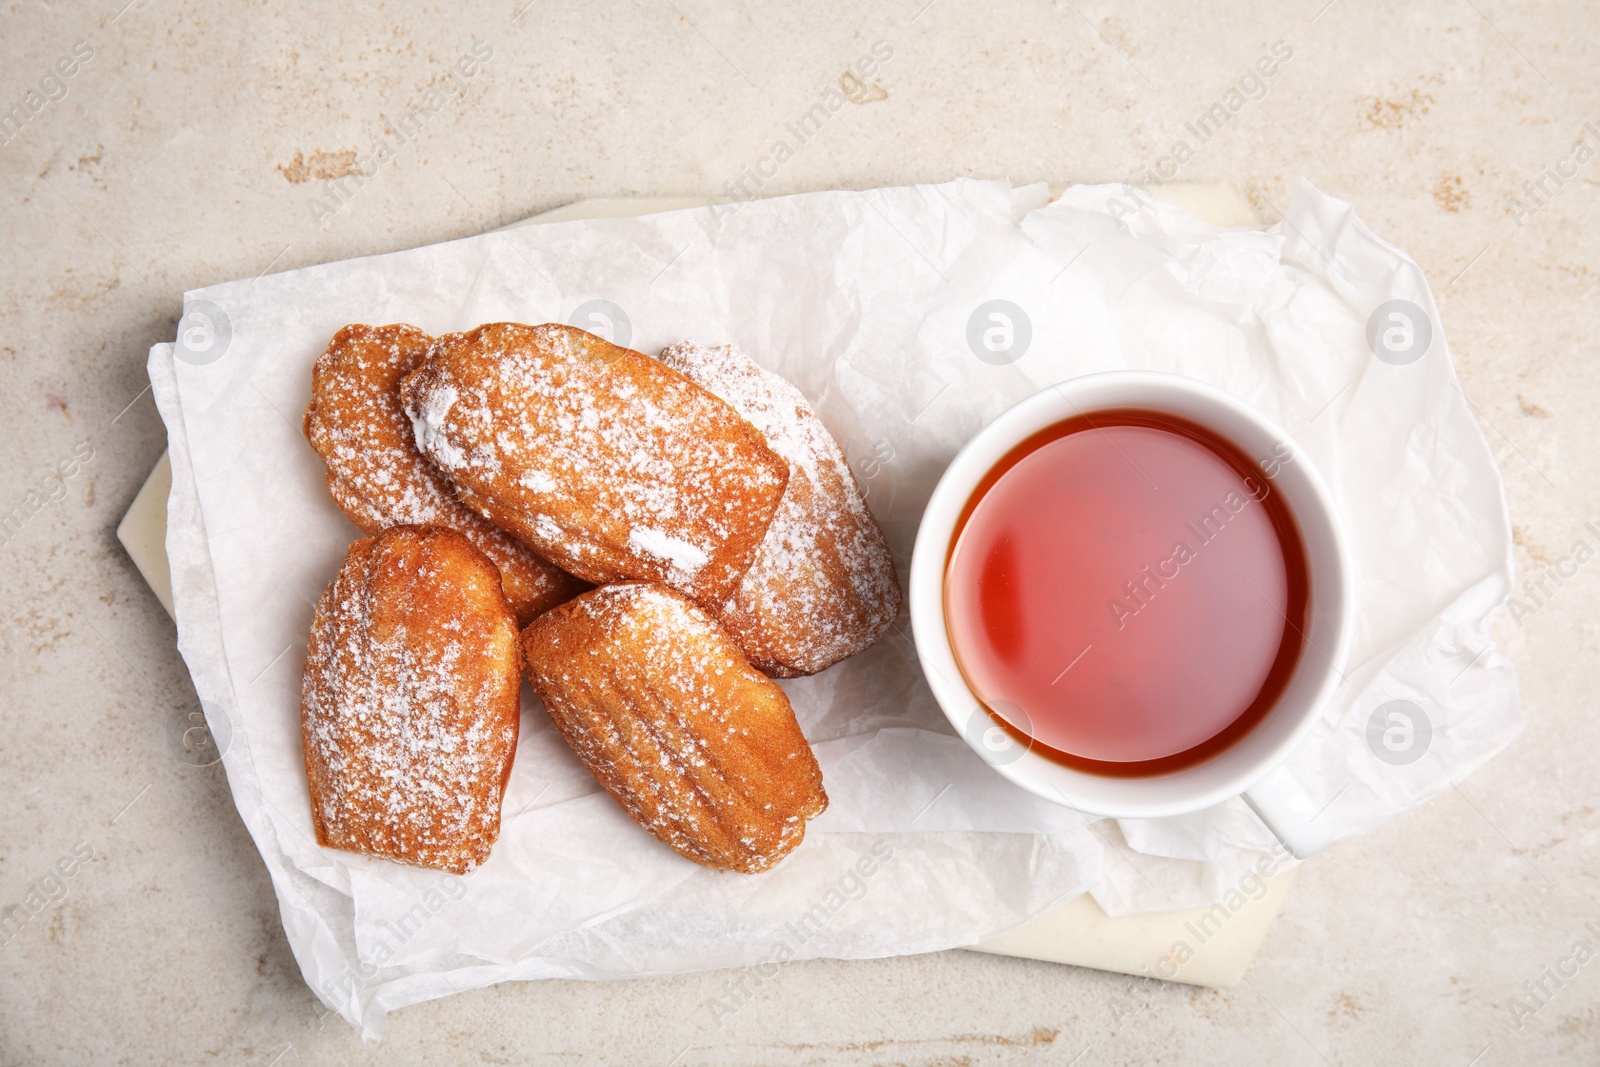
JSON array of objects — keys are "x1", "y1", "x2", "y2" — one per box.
[{"x1": 2, "y1": 3, "x2": 1596, "y2": 1064}]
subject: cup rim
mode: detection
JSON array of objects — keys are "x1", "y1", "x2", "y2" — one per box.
[{"x1": 908, "y1": 371, "x2": 1355, "y2": 819}]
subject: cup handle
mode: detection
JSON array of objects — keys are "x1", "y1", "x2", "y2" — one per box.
[{"x1": 1243, "y1": 764, "x2": 1332, "y2": 859}]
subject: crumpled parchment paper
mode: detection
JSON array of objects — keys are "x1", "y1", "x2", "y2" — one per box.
[{"x1": 149, "y1": 178, "x2": 1520, "y2": 1038}]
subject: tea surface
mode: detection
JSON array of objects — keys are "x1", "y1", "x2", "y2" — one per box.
[{"x1": 945, "y1": 411, "x2": 1308, "y2": 774}]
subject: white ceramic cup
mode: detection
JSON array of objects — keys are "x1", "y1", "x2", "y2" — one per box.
[{"x1": 909, "y1": 371, "x2": 1354, "y2": 858}]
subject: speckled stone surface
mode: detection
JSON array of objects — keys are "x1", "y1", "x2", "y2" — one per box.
[{"x1": 2, "y1": 2, "x2": 1597, "y2": 1064}]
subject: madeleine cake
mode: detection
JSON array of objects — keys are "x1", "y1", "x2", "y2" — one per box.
[
  {"x1": 657, "y1": 341, "x2": 900, "y2": 676},
  {"x1": 519, "y1": 582, "x2": 828, "y2": 873},
  {"x1": 301, "y1": 525, "x2": 522, "y2": 874},
  {"x1": 400, "y1": 323, "x2": 788, "y2": 610}
]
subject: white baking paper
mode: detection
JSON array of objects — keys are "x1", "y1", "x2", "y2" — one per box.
[{"x1": 150, "y1": 178, "x2": 1520, "y2": 1038}]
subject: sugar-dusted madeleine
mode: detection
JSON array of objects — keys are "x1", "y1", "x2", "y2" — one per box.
[
  {"x1": 301, "y1": 525, "x2": 522, "y2": 875},
  {"x1": 303, "y1": 323, "x2": 585, "y2": 625},
  {"x1": 400, "y1": 323, "x2": 788, "y2": 611},
  {"x1": 657, "y1": 341, "x2": 901, "y2": 677},
  {"x1": 520, "y1": 582, "x2": 828, "y2": 874}
]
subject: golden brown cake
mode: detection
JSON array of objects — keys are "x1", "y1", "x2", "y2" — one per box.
[
  {"x1": 519, "y1": 582, "x2": 828, "y2": 873},
  {"x1": 400, "y1": 323, "x2": 788, "y2": 611},
  {"x1": 656, "y1": 341, "x2": 901, "y2": 677},
  {"x1": 301, "y1": 525, "x2": 522, "y2": 874},
  {"x1": 303, "y1": 323, "x2": 584, "y2": 624}
]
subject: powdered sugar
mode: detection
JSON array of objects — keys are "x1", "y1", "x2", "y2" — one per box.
[
  {"x1": 627, "y1": 527, "x2": 710, "y2": 580},
  {"x1": 409, "y1": 383, "x2": 464, "y2": 470},
  {"x1": 519, "y1": 469, "x2": 557, "y2": 493}
]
